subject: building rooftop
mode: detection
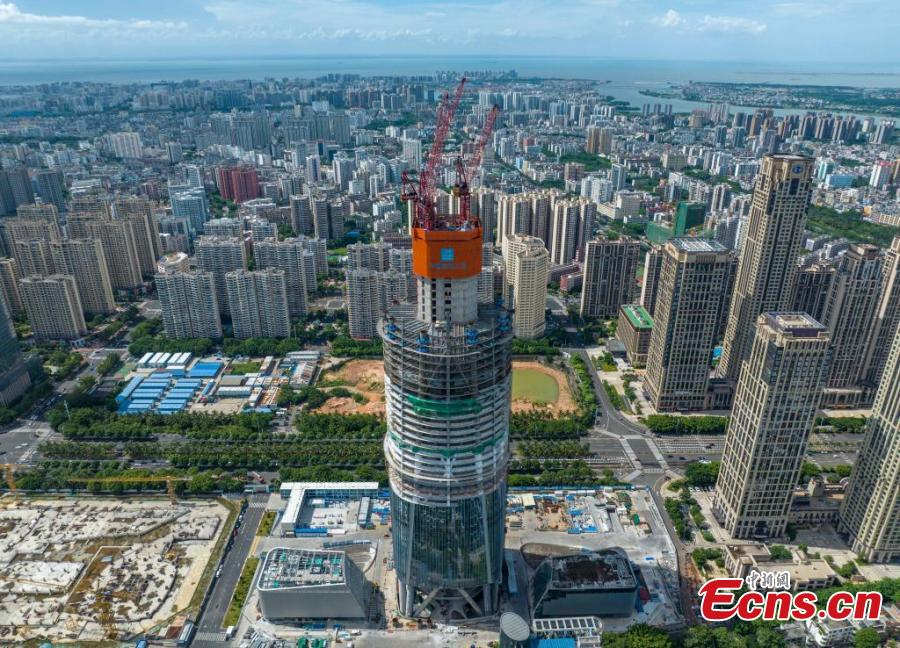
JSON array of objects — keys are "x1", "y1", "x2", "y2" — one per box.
[
  {"x1": 258, "y1": 548, "x2": 348, "y2": 591},
  {"x1": 620, "y1": 304, "x2": 653, "y2": 330},
  {"x1": 669, "y1": 237, "x2": 727, "y2": 253},
  {"x1": 544, "y1": 549, "x2": 637, "y2": 591},
  {"x1": 762, "y1": 312, "x2": 828, "y2": 337}
]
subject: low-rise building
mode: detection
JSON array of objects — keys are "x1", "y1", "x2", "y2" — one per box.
[
  {"x1": 617, "y1": 304, "x2": 653, "y2": 367},
  {"x1": 723, "y1": 543, "x2": 838, "y2": 592},
  {"x1": 257, "y1": 548, "x2": 370, "y2": 621}
]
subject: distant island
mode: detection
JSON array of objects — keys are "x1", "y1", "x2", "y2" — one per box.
[{"x1": 641, "y1": 82, "x2": 900, "y2": 117}]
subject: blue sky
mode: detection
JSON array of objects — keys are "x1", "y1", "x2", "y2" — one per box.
[{"x1": 0, "y1": 0, "x2": 896, "y2": 63}]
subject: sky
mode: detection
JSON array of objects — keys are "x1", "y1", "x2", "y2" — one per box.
[{"x1": 0, "y1": 0, "x2": 897, "y2": 64}]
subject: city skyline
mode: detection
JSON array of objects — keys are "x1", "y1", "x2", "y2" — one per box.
[{"x1": 1, "y1": 1, "x2": 899, "y2": 64}]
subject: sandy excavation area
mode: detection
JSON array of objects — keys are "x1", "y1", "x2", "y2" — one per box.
[
  {"x1": 314, "y1": 359, "x2": 575, "y2": 415},
  {"x1": 317, "y1": 359, "x2": 386, "y2": 414},
  {"x1": 510, "y1": 360, "x2": 577, "y2": 414}
]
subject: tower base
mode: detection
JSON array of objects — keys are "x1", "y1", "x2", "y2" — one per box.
[{"x1": 396, "y1": 577, "x2": 499, "y2": 622}]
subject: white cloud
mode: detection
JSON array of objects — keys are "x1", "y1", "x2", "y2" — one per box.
[
  {"x1": 697, "y1": 15, "x2": 767, "y2": 33},
  {"x1": 652, "y1": 8, "x2": 766, "y2": 34},
  {"x1": 653, "y1": 9, "x2": 685, "y2": 28},
  {"x1": 0, "y1": 2, "x2": 187, "y2": 30}
]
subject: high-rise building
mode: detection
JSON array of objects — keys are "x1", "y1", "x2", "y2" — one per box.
[
  {"x1": 791, "y1": 258, "x2": 837, "y2": 324},
  {"x1": 254, "y1": 239, "x2": 309, "y2": 317},
  {"x1": 347, "y1": 242, "x2": 392, "y2": 272},
  {"x1": 862, "y1": 237, "x2": 900, "y2": 398},
  {"x1": 713, "y1": 312, "x2": 831, "y2": 539},
  {"x1": 1, "y1": 216, "x2": 60, "y2": 259},
  {"x1": 0, "y1": 258, "x2": 23, "y2": 316},
  {"x1": 502, "y1": 234, "x2": 549, "y2": 339},
  {"x1": 51, "y1": 239, "x2": 116, "y2": 315},
  {"x1": 0, "y1": 288, "x2": 31, "y2": 405},
  {"x1": 195, "y1": 236, "x2": 247, "y2": 315},
  {"x1": 819, "y1": 244, "x2": 883, "y2": 407},
  {"x1": 107, "y1": 132, "x2": 143, "y2": 159},
  {"x1": 346, "y1": 269, "x2": 407, "y2": 339},
  {"x1": 580, "y1": 236, "x2": 641, "y2": 318},
  {"x1": 75, "y1": 220, "x2": 144, "y2": 291},
  {"x1": 839, "y1": 319, "x2": 900, "y2": 562},
  {"x1": 155, "y1": 271, "x2": 222, "y2": 339},
  {"x1": 204, "y1": 218, "x2": 243, "y2": 238},
  {"x1": 0, "y1": 168, "x2": 34, "y2": 215},
  {"x1": 290, "y1": 194, "x2": 314, "y2": 235},
  {"x1": 717, "y1": 155, "x2": 814, "y2": 392},
  {"x1": 381, "y1": 207, "x2": 511, "y2": 620},
  {"x1": 13, "y1": 239, "x2": 55, "y2": 277},
  {"x1": 171, "y1": 189, "x2": 210, "y2": 234},
  {"x1": 640, "y1": 245, "x2": 665, "y2": 317},
  {"x1": 113, "y1": 196, "x2": 162, "y2": 276},
  {"x1": 644, "y1": 239, "x2": 734, "y2": 412},
  {"x1": 216, "y1": 166, "x2": 260, "y2": 204},
  {"x1": 226, "y1": 269, "x2": 291, "y2": 339},
  {"x1": 34, "y1": 169, "x2": 66, "y2": 210},
  {"x1": 312, "y1": 195, "x2": 346, "y2": 242},
  {"x1": 20, "y1": 275, "x2": 87, "y2": 341}
]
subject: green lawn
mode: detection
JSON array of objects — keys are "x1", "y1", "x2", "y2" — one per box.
[
  {"x1": 512, "y1": 368, "x2": 559, "y2": 404},
  {"x1": 229, "y1": 360, "x2": 261, "y2": 374}
]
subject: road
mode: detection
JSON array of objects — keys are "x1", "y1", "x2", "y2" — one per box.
[
  {"x1": 0, "y1": 421, "x2": 55, "y2": 466},
  {"x1": 192, "y1": 494, "x2": 268, "y2": 646}
]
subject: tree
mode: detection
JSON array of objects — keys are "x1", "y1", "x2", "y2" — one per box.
[
  {"x1": 684, "y1": 625, "x2": 717, "y2": 648},
  {"x1": 854, "y1": 627, "x2": 881, "y2": 648},
  {"x1": 603, "y1": 624, "x2": 673, "y2": 648}
]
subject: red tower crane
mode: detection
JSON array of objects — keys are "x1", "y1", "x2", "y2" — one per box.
[
  {"x1": 454, "y1": 104, "x2": 500, "y2": 225},
  {"x1": 402, "y1": 77, "x2": 466, "y2": 231}
]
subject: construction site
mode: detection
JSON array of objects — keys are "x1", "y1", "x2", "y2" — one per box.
[{"x1": 0, "y1": 495, "x2": 229, "y2": 644}]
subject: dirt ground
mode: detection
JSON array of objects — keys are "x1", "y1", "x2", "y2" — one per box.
[
  {"x1": 317, "y1": 359, "x2": 386, "y2": 414},
  {"x1": 315, "y1": 359, "x2": 574, "y2": 415},
  {"x1": 510, "y1": 360, "x2": 576, "y2": 414}
]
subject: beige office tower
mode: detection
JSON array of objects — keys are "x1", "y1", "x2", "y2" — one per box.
[
  {"x1": 862, "y1": 236, "x2": 900, "y2": 400},
  {"x1": 346, "y1": 268, "x2": 408, "y2": 339},
  {"x1": 225, "y1": 269, "x2": 291, "y2": 339},
  {"x1": 51, "y1": 239, "x2": 116, "y2": 315},
  {"x1": 641, "y1": 245, "x2": 665, "y2": 317},
  {"x1": 717, "y1": 156, "x2": 814, "y2": 391},
  {"x1": 155, "y1": 271, "x2": 222, "y2": 339},
  {"x1": 113, "y1": 196, "x2": 161, "y2": 276},
  {"x1": 195, "y1": 236, "x2": 247, "y2": 315},
  {"x1": 713, "y1": 313, "x2": 831, "y2": 539},
  {"x1": 0, "y1": 258, "x2": 23, "y2": 315},
  {"x1": 502, "y1": 234, "x2": 549, "y2": 339},
  {"x1": 580, "y1": 235, "x2": 641, "y2": 318},
  {"x1": 791, "y1": 258, "x2": 837, "y2": 324},
  {"x1": 13, "y1": 239, "x2": 55, "y2": 277},
  {"x1": 819, "y1": 244, "x2": 883, "y2": 407},
  {"x1": 644, "y1": 239, "x2": 734, "y2": 412},
  {"x1": 20, "y1": 275, "x2": 87, "y2": 341},
  {"x1": 69, "y1": 220, "x2": 143, "y2": 290},
  {"x1": 254, "y1": 239, "x2": 309, "y2": 317},
  {"x1": 840, "y1": 319, "x2": 900, "y2": 562}
]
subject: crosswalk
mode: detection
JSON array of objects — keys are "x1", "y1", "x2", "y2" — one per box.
[
  {"x1": 247, "y1": 501, "x2": 267, "y2": 510},
  {"x1": 194, "y1": 630, "x2": 226, "y2": 642}
]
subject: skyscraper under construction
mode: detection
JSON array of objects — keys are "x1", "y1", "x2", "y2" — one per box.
[{"x1": 381, "y1": 79, "x2": 510, "y2": 620}]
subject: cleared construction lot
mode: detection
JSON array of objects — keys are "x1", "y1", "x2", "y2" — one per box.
[{"x1": 0, "y1": 496, "x2": 229, "y2": 644}]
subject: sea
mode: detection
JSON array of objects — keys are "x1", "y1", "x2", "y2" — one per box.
[{"x1": 1, "y1": 56, "x2": 898, "y2": 117}]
